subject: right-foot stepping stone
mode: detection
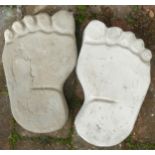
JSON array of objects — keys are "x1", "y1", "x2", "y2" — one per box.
[
  {"x1": 75, "y1": 20, "x2": 152, "y2": 147},
  {"x1": 2, "y1": 10, "x2": 77, "y2": 133}
]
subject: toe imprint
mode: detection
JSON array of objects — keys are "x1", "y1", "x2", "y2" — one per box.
[
  {"x1": 4, "y1": 10, "x2": 75, "y2": 44},
  {"x1": 84, "y1": 20, "x2": 152, "y2": 63}
]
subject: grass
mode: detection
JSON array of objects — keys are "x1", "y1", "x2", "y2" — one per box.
[
  {"x1": 75, "y1": 5, "x2": 88, "y2": 24},
  {"x1": 131, "y1": 5, "x2": 140, "y2": 12},
  {"x1": 9, "y1": 118, "x2": 74, "y2": 149},
  {"x1": 124, "y1": 136, "x2": 155, "y2": 150},
  {"x1": 18, "y1": 128, "x2": 74, "y2": 149},
  {"x1": 125, "y1": 5, "x2": 141, "y2": 25},
  {"x1": 9, "y1": 118, "x2": 22, "y2": 149},
  {"x1": 9, "y1": 118, "x2": 155, "y2": 150},
  {"x1": 0, "y1": 91, "x2": 8, "y2": 96},
  {"x1": 9, "y1": 131, "x2": 22, "y2": 149}
]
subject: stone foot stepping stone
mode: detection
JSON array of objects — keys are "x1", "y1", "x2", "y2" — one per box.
[
  {"x1": 2, "y1": 10, "x2": 77, "y2": 133},
  {"x1": 75, "y1": 20, "x2": 152, "y2": 147}
]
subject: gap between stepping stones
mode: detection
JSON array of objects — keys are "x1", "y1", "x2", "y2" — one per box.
[
  {"x1": 2, "y1": 10, "x2": 77, "y2": 133},
  {"x1": 75, "y1": 20, "x2": 152, "y2": 147}
]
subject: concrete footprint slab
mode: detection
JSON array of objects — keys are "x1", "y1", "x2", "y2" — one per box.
[
  {"x1": 75, "y1": 20, "x2": 152, "y2": 147},
  {"x1": 2, "y1": 10, "x2": 77, "y2": 133}
]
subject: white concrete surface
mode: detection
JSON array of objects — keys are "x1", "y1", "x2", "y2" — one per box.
[
  {"x1": 75, "y1": 20, "x2": 152, "y2": 147},
  {"x1": 2, "y1": 10, "x2": 77, "y2": 133}
]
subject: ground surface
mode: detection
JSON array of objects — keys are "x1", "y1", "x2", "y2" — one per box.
[{"x1": 0, "y1": 5, "x2": 155, "y2": 150}]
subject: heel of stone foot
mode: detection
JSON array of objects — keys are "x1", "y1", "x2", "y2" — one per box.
[
  {"x1": 4, "y1": 10, "x2": 75, "y2": 44},
  {"x1": 83, "y1": 20, "x2": 152, "y2": 63}
]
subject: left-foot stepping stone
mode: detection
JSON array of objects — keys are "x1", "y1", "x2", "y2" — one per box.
[
  {"x1": 75, "y1": 20, "x2": 152, "y2": 147},
  {"x1": 2, "y1": 10, "x2": 77, "y2": 133}
]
